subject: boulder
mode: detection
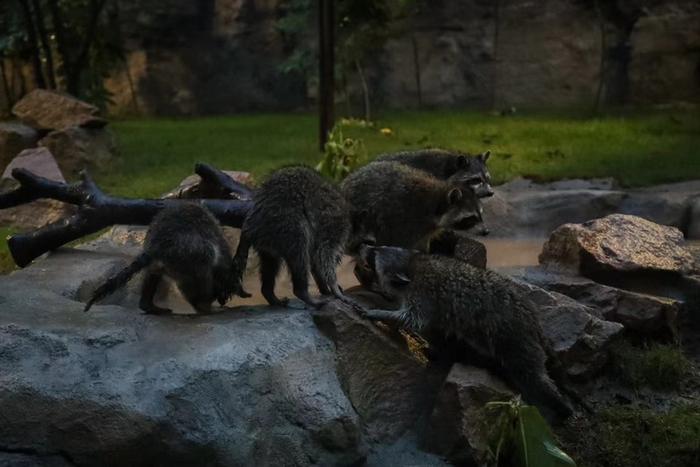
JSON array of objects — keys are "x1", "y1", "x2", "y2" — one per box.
[
  {"x1": 2, "y1": 147, "x2": 65, "y2": 183},
  {"x1": 11, "y1": 89, "x2": 107, "y2": 131},
  {"x1": 39, "y1": 127, "x2": 117, "y2": 176},
  {"x1": 423, "y1": 364, "x2": 514, "y2": 465},
  {"x1": 0, "y1": 251, "x2": 367, "y2": 466},
  {"x1": 481, "y1": 179, "x2": 700, "y2": 238},
  {"x1": 539, "y1": 214, "x2": 695, "y2": 276},
  {"x1": 0, "y1": 122, "x2": 38, "y2": 169},
  {"x1": 519, "y1": 267, "x2": 682, "y2": 339},
  {"x1": 0, "y1": 243, "x2": 455, "y2": 464},
  {"x1": 313, "y1": 290, "x2": 446, "y2": 443},
  {"x1": 0, "y1": 148, "x2": 74, "y2": 229},
  {"x1": 509, "y1": 277, "x2": 624, "y2": 379}
]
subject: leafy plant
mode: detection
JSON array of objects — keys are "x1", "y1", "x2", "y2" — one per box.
[
  {"x1": 315, "y1": 125, "x2": 366, "y2": 181},
  {"x1": 485, "y1": 397, "x2": 576, "y2": 467}
]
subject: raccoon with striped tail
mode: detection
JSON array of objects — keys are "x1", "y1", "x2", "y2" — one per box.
[
  {"x1": 357, "y1": 244, "x2": 574, "y2": 420},
  {"x1": 84, "y1": 203, "x2": 238, "y2": 314},
  {"x1": 230, "y1": 165, "x2": 371, "y2": 310}
]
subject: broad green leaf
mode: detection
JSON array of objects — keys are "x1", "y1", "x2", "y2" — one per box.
[{"x1": 514, "y1": 406, "x2": 576, "y2": 467}]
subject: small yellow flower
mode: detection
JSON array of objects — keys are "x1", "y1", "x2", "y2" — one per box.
[{"x1": 380, "y1": 127, "x2": 393, "y2": 136}]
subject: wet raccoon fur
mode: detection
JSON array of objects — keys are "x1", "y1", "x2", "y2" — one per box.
[
  {"x1": 231, "y1": 165, "x2": 368, "y2": 309},
  {"x1": 358, "y1": 245, "x2": 573, "y2": 419},
  {"x1": 84, "y1": 203, "x2": 236, "y2": 314},
  {"x1": 375, "y1": 148, "x2": 494, "y2": 198},
  {"x1": 341, "y1": 161, "x2": 483, "y2": 252}
]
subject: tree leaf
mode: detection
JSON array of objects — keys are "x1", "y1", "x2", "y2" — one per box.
[{"x1": 514, "y1": 406, "x2": 576, "y2": 467}]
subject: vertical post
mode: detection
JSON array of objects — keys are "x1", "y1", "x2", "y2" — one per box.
[{"x1": 318, "y1": 0, "x2": 335, "y2": 151}]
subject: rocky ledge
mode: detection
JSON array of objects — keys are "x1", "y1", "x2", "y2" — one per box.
[{"x1": 0, "y1": 213, "x2": 698, "y2": 466}]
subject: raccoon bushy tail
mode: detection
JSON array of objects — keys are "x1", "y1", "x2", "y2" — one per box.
[{"x1": 84, "y1": 253, "x2": 152, "y2": 311}]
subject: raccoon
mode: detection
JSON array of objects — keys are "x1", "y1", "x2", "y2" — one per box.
[
  {"x1": 357, "y1": 245, "x2": 573, "y2": 419},
  {"x1": 341, "y1": 161, "x2": 483, "y2": 252},
  {"x1": 231, "y1": 165, "x2": 368, "y2": 310},
  {"x1": 84, "y1": 203, "x2": 236, "y2": 314},
  {"x1": 375, "y1": 148, "x2": 494, "y2": 198}
]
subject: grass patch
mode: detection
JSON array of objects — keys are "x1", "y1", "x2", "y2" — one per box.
[
  {"x1": 0, "y1": 227, "x2": 17, "y2": 275},
  {"x1": 593, "y1": 405, "x2": 700, "y2": 467},
  {"x1": 611, "y1": 343, "x2": 692, "y2": 391},
  {"x1": 103, "y1": 109, "x2": 700, "y2": 198}
]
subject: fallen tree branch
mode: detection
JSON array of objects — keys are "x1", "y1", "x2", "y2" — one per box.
[
  {"x1": 194, "y1": 162, "x2": 254, "y2": 199},
  {"x1": 1, "y1": 167, "x2": 253, "y2": 267}
]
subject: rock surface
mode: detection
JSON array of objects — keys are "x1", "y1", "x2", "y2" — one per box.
[
  {"x1": 539, "y1": 214, "x2": 695, "y2": 276},
  {"x1": 0, "y1": 122, "x2": 38, "y2": 169},
  {"x1": 0, "y1": 252, "x2": 366, "y2": 466},
  {"x1": 519, "y1": 267, "x2": 682, "y2": 339},
  {"x1": 11, "y1": 89, "x2": 106, "y2": 131},
  {"x1": 0, "y1": 148, "x2": 74, "y2": 229},
  {"x1": 481, "y1": 178, "x2": 700, "y2": 238},
  {"x1": 424, "y1": 364, "x2": 514, "y2": 466},
  {"x1": 0, "y1": 245, "x2": 450, "y2": 466},
  {"x1": 509, "y1": 277, "x2": 624, "y2": 379},
  {"x1": 38, "y1": 127, "x2": 117, "y2": 176}
]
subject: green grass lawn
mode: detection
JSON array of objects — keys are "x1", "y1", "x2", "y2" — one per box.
[{"x1": 100, "y1": 109, "x2": 700, "y2": 198}]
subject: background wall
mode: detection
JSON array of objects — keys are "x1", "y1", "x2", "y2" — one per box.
[{"x1": 2, "y1": 0, "x2": 699, "y2": 116}]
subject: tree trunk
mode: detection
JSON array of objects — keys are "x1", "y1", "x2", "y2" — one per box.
[
  {"x1": 18, "y1": 0, "x2": 46, "y2": 89},
  {"x1": 0, "y1": 59, "x2": 13, "y2": 112},
  {"x1": 31, "y1": 0, "x2": 57, "y2": 89},
  {"x1": 354, "y1": 58, "x2": 370, "y2": 122}
]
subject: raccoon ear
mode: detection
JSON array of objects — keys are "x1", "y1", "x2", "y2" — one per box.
[
  {"x1": 456, "y1": 155, "x2": 468, "y2": 169},
  {"x1": 447, "y1": 188, "x2": 463, "y2": 205},
  {"x1": 479, "y1": 150, "x2": 491, "y2": 162},
  {"x1": 391, "y1": 272, "x2": 412, "y2": 287}
]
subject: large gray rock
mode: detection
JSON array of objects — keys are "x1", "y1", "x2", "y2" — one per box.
[
  {"x1": 11, "y1": 89, "x2": 107, "y2": 130},
  {"x1": 481, "y1": 178, "x2": 700, "y2": 238},
  {"x1": 0, "y1": 254, "x2": 366, "y2": 466},
  {"x1": 508, "y1": 277, "x2": 624, "y2": 379},
  {"x1": 519, "y1": 267, "x2": 682, "y2": 339},
  {"x1": 313, "y1": 290, "x2": 446, "y2": 443},
  {"x1": 0, "y1": 242, "x2": 455, "y2": 465},
  {"x1": 539, "y1": 214, "x2": 695, "y2": 276},
  {"x1": 0, "y1": 122, "x2": 38, "y2": 169},
  {"x1": 39, "y1": 127, "x2": 117, "y2": 177},
  {"x1": 0, "y1": 148, "x2": 74, "y2": 229},
  {"x1": 423, "y1": 364, "x2": 513, "y2": 466}
]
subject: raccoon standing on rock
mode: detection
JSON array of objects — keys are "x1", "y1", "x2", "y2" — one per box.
[
  {"x1": 84, "y1": 203, "x2": 237, "y2": 314},
  {"x1": 231, "y1": 165, "x2": 368, "y2": 310},
  {"x1": 357, "y1": 245, "x2": 574, "y2": 420},
  {"x1": 341, "y1": 161, "x2": 484, "y2": 251},
  {"x1": 375, "y1": 148, "x2": 494, "y2": 198}
]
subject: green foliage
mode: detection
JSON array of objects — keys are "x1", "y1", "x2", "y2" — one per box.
[
  {"x1": 486, "y1": 398, "x2": 576, "y2": 467},
  {"x1": 611, "y1": 342, "x2": 691, "y2": 391},
  {"x1": 594, "y1": 405, "x2": 700, "y2": 467},
  {"x1": 316, "y1": 125, "x2": 366, "y2": 181}
]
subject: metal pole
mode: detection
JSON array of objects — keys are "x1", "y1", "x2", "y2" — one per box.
[{"x1": 318, "y1": 0, "x2": 335, "y2": 151}]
